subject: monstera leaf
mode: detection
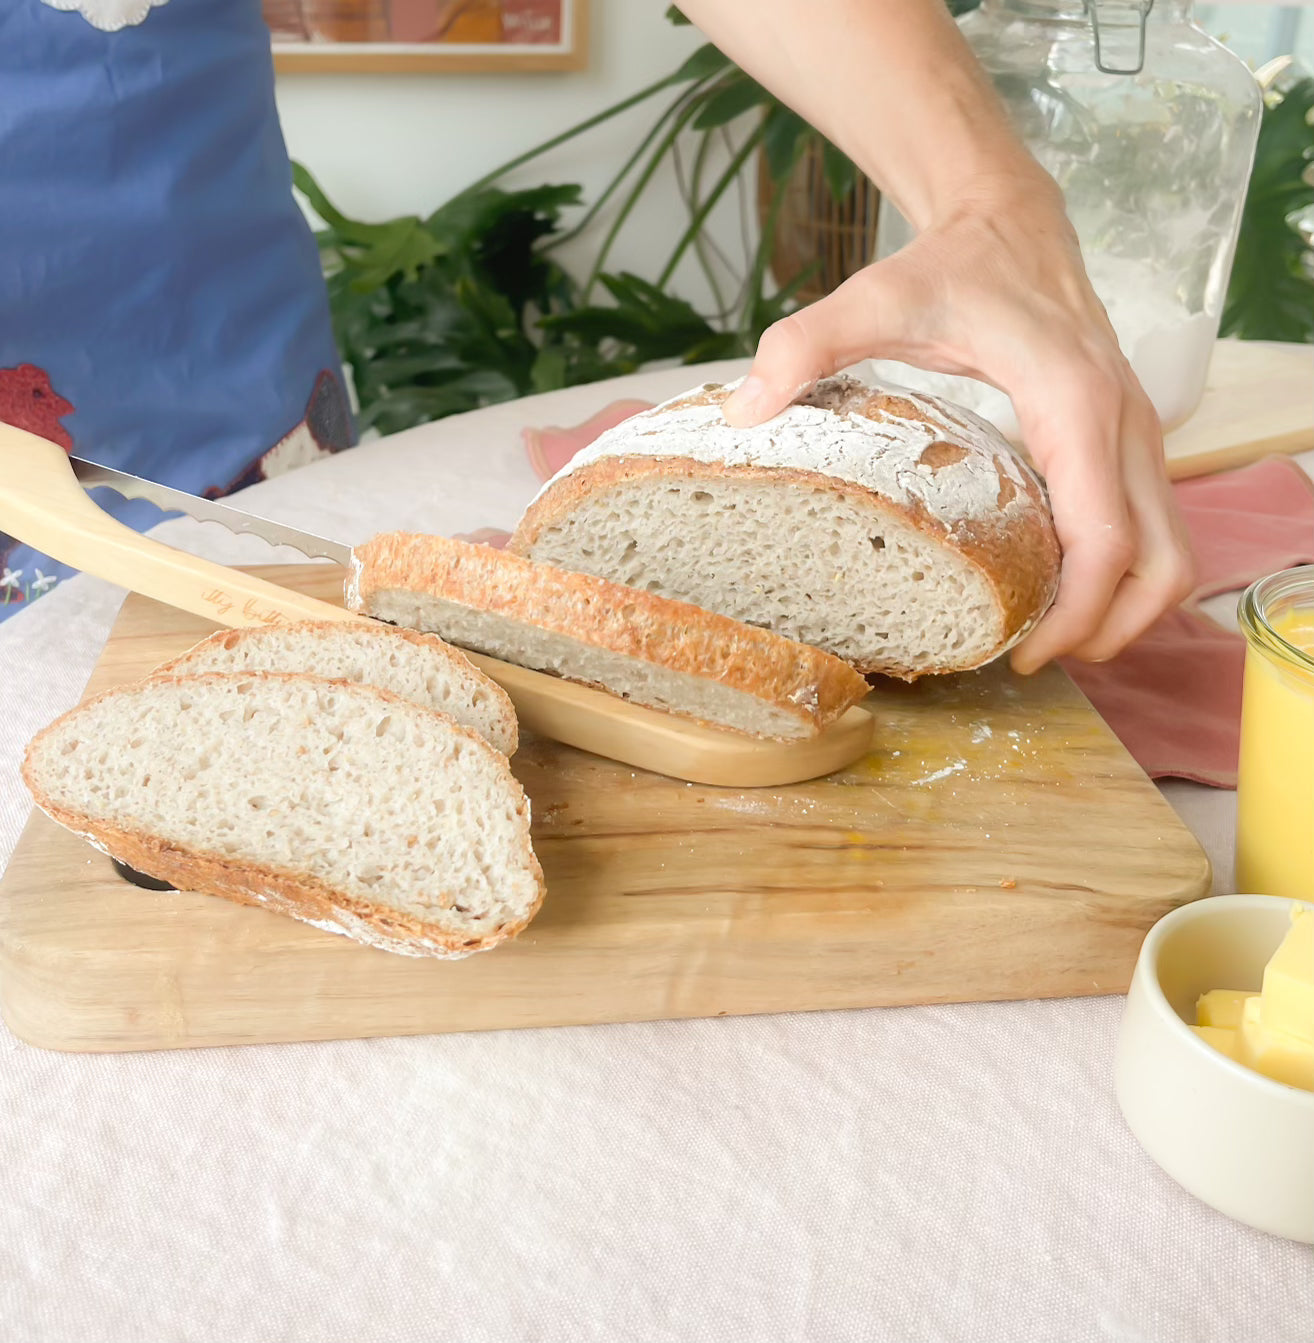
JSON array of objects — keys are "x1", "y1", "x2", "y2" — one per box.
[
  {"x1": 298, "y1": 5, "x2": 1304, "y2": 440},
  {"x1": 1222, "y1": 74, "x2": 1314, "y2": 343}
]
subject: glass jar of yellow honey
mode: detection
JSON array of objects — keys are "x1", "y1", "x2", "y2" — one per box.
[{"x1": 1236, "y1": 567, "x2": 1314, "y2": 900}]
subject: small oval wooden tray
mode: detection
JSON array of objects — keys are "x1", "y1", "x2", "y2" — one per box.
[{"x1": 0, "y1": 423, "x2": 873, "y2": 786}]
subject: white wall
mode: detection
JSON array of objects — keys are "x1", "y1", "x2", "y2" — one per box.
[
  {"x1": 1196, "y1": 4, "x2": 1314, "y2": 69},
  {"x1": 274, "y1": 1, "x2": 1314, "y2": 313},
  {"x1": 274, "y1": 2, "x2": 749, "y2": 314}
]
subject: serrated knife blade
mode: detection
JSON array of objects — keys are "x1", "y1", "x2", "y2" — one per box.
[
  {"x1": 0, "y1": 425, "x2": 874, "y2": 783},
  {"x1": 70, "y1": 456, "x2": 352, "y2": 566}
]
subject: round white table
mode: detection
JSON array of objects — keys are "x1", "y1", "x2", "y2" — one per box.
[{"x1": 1, "y1": 363, "x2": 1310, "y2": 1343}]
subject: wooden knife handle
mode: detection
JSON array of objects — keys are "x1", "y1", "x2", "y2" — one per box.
[
  {"x1": 0, "y1": 423, "x2": 355, "y2": 628},
  {"x1": 0, "y1": 423, "x2": 875, "y2": 785}
]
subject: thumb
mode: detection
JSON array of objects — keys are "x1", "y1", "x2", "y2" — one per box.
[{"x1": 721, "y1": 267, "x2": 904, "y2": 428}]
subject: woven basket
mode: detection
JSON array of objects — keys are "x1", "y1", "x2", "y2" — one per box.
[{"x1": 756, "y1": 141, "x2": 882, "y2": 306}]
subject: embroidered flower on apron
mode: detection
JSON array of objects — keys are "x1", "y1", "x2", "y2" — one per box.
[{"x1": 41, "y1": 0, "x2": 169, "y2": 34}]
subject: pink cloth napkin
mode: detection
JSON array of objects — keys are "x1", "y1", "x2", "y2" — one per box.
[
  {"x1": 460, "y1": 403, "x2": 1314, "y2": 789},
  {"x1": 521, "y1": 400, "x2": 654, "y2": 483},
  {"x1": 1062, "y1": 455, "x2": 1314, "y2": 786},
  {"x1": 451, "y1": 526, "x2": 511, "y2": 550}
]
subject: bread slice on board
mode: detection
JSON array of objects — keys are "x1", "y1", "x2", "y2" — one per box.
[
  {"x1": 21, "y1": 673, "x2": 544, "y2": 958},
  {"x1": 156, "y1": 619, "x2": 518, "y2": 757},
  {"x1": 347, "y1": 532, "x2": 870, "y2": 740},
  {"x1": 510, "y1": 375, "x2": 1062, "y2": 678}
]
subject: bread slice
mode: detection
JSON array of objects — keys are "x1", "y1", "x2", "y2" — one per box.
[
  {"x1": 21, "y1": 673, "x2": 544, "y2": 958},
  {"x1": 510, "y1": 375, "x2": 1062, "y2": 678},
  {"x1": 347, "y1": 532, "x2": 869, "y2": 740},
  {"x1": 156, "y1": 620, "x2": 518, "y2": 757}
]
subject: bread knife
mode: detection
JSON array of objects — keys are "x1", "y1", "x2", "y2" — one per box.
[
  {"x1": 70, "y1": 456, "x2": 351, "y2": 565},
  {"x1": 0, "y1": 423, "x2": 874, "y2": 784}
]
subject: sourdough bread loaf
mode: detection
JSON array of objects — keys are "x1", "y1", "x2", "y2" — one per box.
[
  {"x1": 22, "y1": 673, "x2": 544, "y2": 957},
  {"x1": 156, "y1": 619, "x2": 518, "y2": 756},
  {"x1": 347, "y1": 532, "x2": 870, "y2": 739},
  {"x1": 510, "y1": 375, "x2": 1062, "y2": 678}
]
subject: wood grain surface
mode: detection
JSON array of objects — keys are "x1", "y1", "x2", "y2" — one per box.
[
  {"x1": 0, "y1": 566, "x2": 1212, "y2": 1052},
  {"x1": 1163, "y1": 339, "x2": 1313, "y2": 479}
]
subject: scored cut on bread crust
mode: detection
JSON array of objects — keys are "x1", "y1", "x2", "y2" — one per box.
[
  {"x1": 22, "y1": 672, "x2": 545, "y2": 958},
  {"x1": 510, "y1": 376, "x2": 1062, "y2": 677},
  {"x1": 155, "y1": 619, "x2": 519, "y2": 757},
  {"x1": 347, "y1": 532, "x2": 870, "y2": 739}
]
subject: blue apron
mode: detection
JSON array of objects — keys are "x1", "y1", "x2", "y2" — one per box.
[{"x1": 0, "y1": 0, "x2": 352, "y2": 619}]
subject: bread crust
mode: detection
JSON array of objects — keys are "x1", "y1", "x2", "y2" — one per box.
[
  {"x1": 21, "y1": 672, "x2": 546, "y2": 959},
  {"x1": 155, "y1": 619, "x2": 519, "y2": 756},
  {"x1": 348, "y1": 532, "x2": 870, "y2": 735},
  {"x1": 510, "y1": 377, "x2": 1062, "y2": 676}
]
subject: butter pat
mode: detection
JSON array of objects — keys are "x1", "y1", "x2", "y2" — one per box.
[
  {"x1": 1190, "y1": 904, "x2": 1314, "y2": 1091},
  {"x1": 1261, "y1": 905, "x2": 1313, "y2": 1045},
  {"x1": 1191, "y1": 1024, "x2": 1243, "y2": 1062},
  {"x1": 1239, "y1": 994, "x2": 1314, "y2": 1090},
  {"x1": 1197, "y1": 988, "x2": 1254, "y2": 1030}
]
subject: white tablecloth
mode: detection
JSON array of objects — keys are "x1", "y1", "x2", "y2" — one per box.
[{"x1": 1, "y1": 364, "x2": 1310, "y2": 1343}]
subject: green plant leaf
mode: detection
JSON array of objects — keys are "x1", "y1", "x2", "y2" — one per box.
[
  {"x1": 665, "y1": 5, "x2": 691, "y2": 24},
  {"x1": 363, "y1": 300, "x2": 469, "y2": 353},
  {"x1": 739, "y1": 127, "x2": 794, "y2": 339},
  {"x1": 822, "y1": 142, "x2": 858, "y2": 202},
  {"x1": 462, "y1": 75, "x2": 679, "y2": 195},
  {"x1": 684, "y1": 130, "x2": 730, "y2": 317},
  {"x1": 541, "y1": 307, "x2": 653, "y2": 345},
  {"x1": 291, "y1": 162, "x2": 353, "y2": 234},
  {"x1": 359, "y1": 368, "x2": 522, "y2": 433},
  {"x1": 548, "y1": 83, "x2": 702, "y2": 251},
  {"x1": 472, "y1": 190, "x2": 581, "y2": 317},
  {"x1": 673, "y1": 42, "x2": 732, "y2": 83},
  {"x1": 762, "y1": 105, "x2": 810, "y2": 182},
  {"x1": 308, "y1": 11, "x2": 991, "y2": 437},
  {"x1": 293, "y1": 163, "x2": 443, "y2": 285},
  {"x1": 347, "y1": 224, "x2": 444, "y2": 293},
  {"x1": 750, "y1": 263, "x2": 817, "y2": 335},
  {"x1": 581, "y1": 83, "x2": 712, "y2": 295},
  {"x1": 681, "y1": 331, "x2": 747, "y2": 362},
  {"x1": 657, "y1": 120, "x2": 765, "y2": 287},
  {"x1": 544, "y1": 270, "x2": 721, "y2": 365},
  {"x1": 529, "y1": 345, "x2": 569, "y2": 392},
  {"x1": 536, "y1": 339, "x2": 630, "y2": 388},
  {"x1": 360, "y1": 350, "x2": 473, "y2": 385},
  {"x1": 691, "y1": 73, "x2": 770, "y2": 130},
  {"x1": 1222, "y1": 75, "x2": 1314, "y2": 343},
  {"x1": 428, "y1": 182, "x2": 581, "y2": 245}
]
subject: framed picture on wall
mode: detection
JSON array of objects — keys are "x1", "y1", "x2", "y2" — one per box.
[{"x1": 266, "y1": 0, "x2": 589, "y2": 73}]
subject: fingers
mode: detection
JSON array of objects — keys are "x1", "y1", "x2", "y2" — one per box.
[
  {"x1": 1007, "y1": 361, "x2": 1132, "y2": 673},
  {"x1": 1011, "y1": 378, "x2": 1194, "y2": 673},
  {"x1": 722, "y1": 267, "x2": 919, "y2": 427},
  {"x1": 718, "y1": 221, "x2": 1194, "y2": 671},
  {"x1": 1064, "y1": 407, "x2": 1195, "y2": 661}
]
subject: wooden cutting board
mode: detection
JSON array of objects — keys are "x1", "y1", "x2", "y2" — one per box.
[
  {"x1": 0, "y1": 566, "x2": 1211, "y2": 1053},
  {"x1": 1163, "y1": 339, "x2": 1313, "y2": 479}
]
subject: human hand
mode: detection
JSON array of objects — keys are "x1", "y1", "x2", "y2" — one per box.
[{"x1": 721, "y1": 177, "x2": 1195, "y2": 673}]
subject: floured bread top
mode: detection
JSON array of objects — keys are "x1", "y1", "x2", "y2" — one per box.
[{"x1": 538, "y1": 375, "x2": 1047, "y2": 530}]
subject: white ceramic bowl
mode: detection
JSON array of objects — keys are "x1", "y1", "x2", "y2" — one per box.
[{"x1": 1115, "y1": 894, "x2": 1314, "y2": 1242}]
